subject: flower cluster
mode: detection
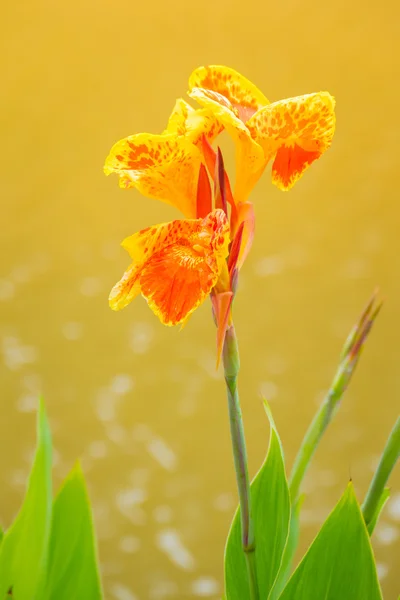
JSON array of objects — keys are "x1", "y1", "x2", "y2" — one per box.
[{"x1": 104, "y1": 65, "x2": 336, "y2": 353}]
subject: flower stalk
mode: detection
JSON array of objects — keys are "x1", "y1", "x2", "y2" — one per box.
[
  {"x1": 223, "y1": 325, "x2": 258, "y2": 599},
  {"x1": 362, "y1": 416, "x2": 400, "y2": 532},
  {"x1": 289, "y1": 292, "x2": 382, "y2": 503}
]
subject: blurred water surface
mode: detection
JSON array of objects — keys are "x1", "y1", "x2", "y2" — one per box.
[{"x1": 1, "y1": 0, "x2": 399, "y2": 597}]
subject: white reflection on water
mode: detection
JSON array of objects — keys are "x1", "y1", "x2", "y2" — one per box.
[
  {"x1": 341, "y1": 256, "x2": 369, "y2": 280},
  {"x1": 153, "y1": 505, "x2": 173, "y2": 524},
  {"x1": 149, "y1": 579, "x2": 179, "y2": 599},
  {"x1": 156, "y1": 528, "x2": 195, "y2": 571},
  {"x1": 130, "y1": 322, "x2": 155, "y2": 355},
  {"x1": 254, "y1": 254, "x2": 285, "y2": 277},
  {"x1": 0, "y1": 279, "x2": 15, "y2": 300},
  {"x1": 95, "y1": 374, "x2": 134, "y2": 423},
  {"x1": 376, "y1": 563, "x2": 389, "y2": 581},
  {"x1": 17, "y1": 374, "x2": 41, "y2": 413},
  {"x1": 11, "y1": 265, "x2": 32, "y2": 284},
  {"x1": 375, "y1": 523, "x2": 399, "y2": 546},
  {"x1": 2, "y1": 335, "x2": 37, "y2": 370},
  {"x1": 119, "y1": 535, "x2": 141, "y2": 554},
  {"x1": 147, "y1": 438, "x2": 177, "y2": 472},
  {"x1": 213, "y1": 492, "x2": 235, "y2": 513},
  {"x1": 17, "y1": 393, "x2": 38, "y2": 412},
  {"x1": 259, "y1": 380, "x2": 279, "y2": 401},
  {"x1": 88, "y1": 440, "x2": 108, "y2": 459},
  {"x1": 388, "y1": 492, "x2": 400, "y2": 521},
  {"x1": 109, "y1": 582, "x2": 138, "y2": 600},
  {"x1": 191, "y1": 576, "x2": 220, "y2": 597},
  {"x1": 62, "y1": 321, "x2": 83, "y2": 341},
  {"x1": 111, "y1": 374, "x2": 135, "y2": 395},
  {"x1": 117, "y1": 488, "x2": 147, "y2": 513},
  {"x1": 80, "y1": 275, "x2": 103, "y2": 297}
]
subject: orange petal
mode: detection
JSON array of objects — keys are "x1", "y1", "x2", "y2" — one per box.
[
  {"x1": 139, "y1": 243, "x2": 218, "y2": 325},
  {"x1": 271, "y1": 144, "x2": 322, "y2": 190},
  {"x1": 196, "y1": 163, "x2": 212, "y2": 218},
  {"x1": 201, "y1": 136, "x2": 236, "y2": 215},
  {"x1": 247, "y1": 92, "x2": 336, "y2": 190},
  {"x1": 121, "y1": 219, "x2": 201, "y2": 262},
  {"x1": 104, "y1": 132, "x2": 202, "y2": 217},
  {"x1": 235, "y1": 202, "x2": 255, "y2": 270},
  {"x1": 189, "y1": 65, "x2": 269, "y2": 122},
  {"x1": 110, "y1": 218, "x2": 208, "y2": 311},
  {"x1": 139, "y1": 210, "x2": 230, "y2": 325},
  {"x1": 189, "y1": 87, "x2": 265, "y2": 204},
  {"x1": 211, "y1": 291, "x2": 233, "y2": 368}
]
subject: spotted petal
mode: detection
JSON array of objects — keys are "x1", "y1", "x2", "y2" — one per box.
[
  {"x1": 188, "y1": 87, "x2": 265, "y2": 204},
  {"x1": 109, "y1": 210, "x2": 230, "y2": 326},
  {"x1": 189, "y1": 65, "x2": 269, "y2": 122},
  {"x1": 247, "y1": 92, "x2": 336, "y2": 190},
  {"x1": 105, "y1": 100, "x2": 222, "y2": 218},
  {"x1": 165, "y1": 98, "x2": 223, "y2": 144}
]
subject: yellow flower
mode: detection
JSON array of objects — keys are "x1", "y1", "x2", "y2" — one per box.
[
  {"x1": 104, "y1": 99, "x2": 222, "y2": 218},
  {"x1": 188, "y1": 65, "x2": 336, "y2": 202}
]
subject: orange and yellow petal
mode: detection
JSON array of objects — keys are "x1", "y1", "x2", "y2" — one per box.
[
  {"x1": 247, "y1": 92, "x2": 336, "y2": 190},
  {"x1": 189, "y1": 87, "x2": 265, "y2": 203},
  {"x1": 104, "y1": 132, "x2": 202, "y2": 217},
  {"x1": 139, "y1": 243, "x2": 220, "y2": 325},
  {"x1": 140, "y1": 210, "x2": 230, "y2": 325},
  {"x1": 109, "y1": 264, "x2": 141, "y2": 311},
  {"x1": 121, "y1": 219, "x2": 200, "y2": 262},
  {"x1": 189, "y1": 65, "x2": 269, "y2": 122},
  {"x1": 110, "y1": 210, "x2": 230, "y2": 325}
]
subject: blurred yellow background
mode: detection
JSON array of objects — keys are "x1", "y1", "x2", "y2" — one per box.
[{"x1": 1, "y1": 0, "x2": 399, "y2": 597}]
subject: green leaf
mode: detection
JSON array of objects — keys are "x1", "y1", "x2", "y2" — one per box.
[
  {"x1": 0, "y1": 400, "x2": 52, "y2": 599},
  {"x1": 42, "y1": 463, "x2": 102, "y2": 599},
  {"x1": 279, "y1": 483, "x2": 383, "y2": 600},
  {"x1": 367, "y1": 487, "x2": 390, "y2": 536},
  {"x1": 224, "y1": 403, "x2": 290, "y2": 600},
  {"x1": 269, "y1": 495, "x2": 303, "y2": 600}
]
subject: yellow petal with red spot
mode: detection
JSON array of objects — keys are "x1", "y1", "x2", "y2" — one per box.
[
  {"x1": 104, "y1": 132, "x2": 202, "y2": 217},
  {"x1": 189, "y1": 87, "x2": 265, "y2": 204},
  {"x1": 121, "y1": 219, "x2": 197, "y2": 262},
  {"x1": 109, "y1": 264, "x2": 141, "y2": 311},
  {"x1": 247, "y1": 92, "x2": 336, "y2": 190},
  {"x1": 164, "y1": 99, "x2": 195, "y2": 135},
  {"x1": 189, "y1": 65, "x2": 269, "y2": 122},
  {"x1": 109, "y1": 210, "x2": 230, "y2": 326},
  {"x1": 164, "y1": 99, "x2": 222, "y2": 145}
]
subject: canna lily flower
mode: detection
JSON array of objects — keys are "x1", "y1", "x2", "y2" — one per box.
[
  {"x1": 104, "y1": 98, "x2": 222, "y2": 218},
  {"x1": 188, "y1": 65, "x2": 336, "y2": 202},
  {"x1": 108, "y1": 154, "x2": 246, "y2": 362}
]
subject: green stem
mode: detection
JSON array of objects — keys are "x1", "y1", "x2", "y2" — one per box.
[
  {"x1": 223, "y1": 325, "x2": 258, "y2": 600},
  {"x1": 289, "y1": 389, "x2": 339, "y2": 503},
  {"x1": 362, "y1": 416, "x2": 400, "y2": 527}
]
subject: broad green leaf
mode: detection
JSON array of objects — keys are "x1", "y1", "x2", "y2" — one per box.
[
  {"x1": 42, "y1": 463, "x2": 102, "y2": 599},
  {"x1": 224, "y1": 404, "x2": 290, "y2": 600},
  {"x1": 279, "y1": 483, "x2": 383, "y2": 600},
  {"x1": 269, "y1": 495, "x2": 303, "y2": 600},
  {"x1": 367, "y1": 487, "x2": 390, "y2": 536},
  {"x1": 0, "y1": 400, "x2": 52, "y2": 599}
]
